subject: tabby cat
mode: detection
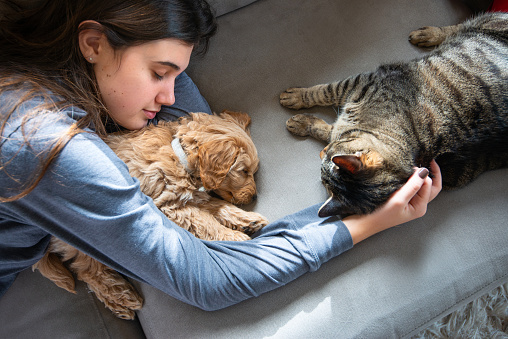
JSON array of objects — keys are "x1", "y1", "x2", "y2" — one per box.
[{"x1": 279, "y1": 13, "x2": 508, "y2": 218}]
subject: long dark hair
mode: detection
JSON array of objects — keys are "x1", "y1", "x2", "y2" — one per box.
[{"x1": 0, "y1": 0, "x2": 217, "y2": 202}]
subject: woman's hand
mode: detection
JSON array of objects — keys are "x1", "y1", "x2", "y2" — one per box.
[{"x1": 343, "y1": 160, "x2": 442, "y2": 245}]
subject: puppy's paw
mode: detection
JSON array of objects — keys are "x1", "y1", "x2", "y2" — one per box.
[
  {"x1": 223, "y1": 211, "x2": 268, "y2": 236},
  {"x1": 101, "y1": 288, "x2": 143, "y2": 320},
  {"x1": 88, "y1": 273, "x2": 143, "y2": 320},
  {"x1": 117, "y1": 286, "x2": 144, "y2": 311},
  {"x1": 280, "y1": 87, "x2": 309, "y2": 110},
  {"x1": 409, "y1": 26, "x2": 445, "y2": 47},
  {"x1": 286, "y1": 114, "x2": 316, "y2": 137},
  {"x1": 226, "y1": 231, "x2": 252, "y2": 241},
  {"x1": 240, "y1": 212, "x2": 269, "y2": 235},
  {"x1": 111, "y1": 306, "x2": 138, "y2": 320}
]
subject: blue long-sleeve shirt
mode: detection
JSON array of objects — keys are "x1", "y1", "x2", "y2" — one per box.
[{"x1": 0, "y1": 90, "x2": 353, "y2": 311}]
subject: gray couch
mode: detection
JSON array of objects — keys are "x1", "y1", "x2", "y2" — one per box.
[{"x1": 1, "y1": 0, "x2": 507, "y2": 338}]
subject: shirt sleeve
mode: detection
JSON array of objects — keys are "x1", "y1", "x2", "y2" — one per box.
[{"x1": 3, "y1": 118, "x2": 353, "y2": 311}]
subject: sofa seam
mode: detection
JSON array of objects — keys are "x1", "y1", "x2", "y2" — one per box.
[{"x1": 86, "y1": 287, "x2": 114, "y2": 339}]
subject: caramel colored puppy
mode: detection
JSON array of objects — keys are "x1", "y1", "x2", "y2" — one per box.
[{"x1": 34, "y1": 111, "x2": 268, "y2": 319}]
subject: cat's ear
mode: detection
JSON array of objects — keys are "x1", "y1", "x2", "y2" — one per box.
[
  {"x1": 332, "y1": 154, "x2": 363, "y2": 174},
  {"x1": 332, "y1": 151, "x2": 382, "y2": 174},
  {"x1": 318, "y1": 195, "x2": 343, "y2": 218},
  {"x1": 318, "y1": 195, "x2": 354, "y2": 218}
]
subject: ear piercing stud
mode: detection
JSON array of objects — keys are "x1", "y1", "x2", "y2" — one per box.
[{"x1": 89, "y1": 57, "x2": 93, "y2": 61}]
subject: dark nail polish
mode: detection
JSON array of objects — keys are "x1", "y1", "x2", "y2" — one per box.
[{"x1": 419, "y1": 168, "x2": 429, "y2": 179}]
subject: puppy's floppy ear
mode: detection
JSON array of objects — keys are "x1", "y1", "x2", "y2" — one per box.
[
  {"x1": 219, "y1": 110, "x2": 252, "y2": 131},
  {"x1": 199, "y1": 138, "x2": 239, "y2": 190}
]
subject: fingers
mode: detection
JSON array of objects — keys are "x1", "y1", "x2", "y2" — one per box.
[
  {"x1": 392, "y1": 167, "x2": 429, "y2": 207},
  {"x1": 398, "y1": 160, "x2": 442, "y2": 218},
  {"x1": 429, "y1": 159, "x2": 442, "y2": 201},
  {"x1": 406, "y1": 168, "x2": 432, "y2": 218}
]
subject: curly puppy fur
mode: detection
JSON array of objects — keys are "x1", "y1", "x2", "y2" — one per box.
[{"x1": 33, "y1": 111, "x2": 268, "y2": 319}]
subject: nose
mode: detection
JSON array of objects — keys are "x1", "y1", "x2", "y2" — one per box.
[{"x1": 156, "y1": 80, "x2": 176, "y2": 106}]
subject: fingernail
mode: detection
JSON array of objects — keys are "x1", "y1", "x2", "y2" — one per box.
[{"x1": 418, "y1": 168, "x2": 429, "y2": 179}]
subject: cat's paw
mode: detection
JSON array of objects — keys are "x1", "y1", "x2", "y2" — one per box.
[
  {"x1": 409, "y1": 26, "x2": 446, "y2": 47},
  {"x1": 280, "y1": 87, "x2": 308, "y2": 110},
  {"x1": 286, "y1": 114, "x2": 316, "y2": 137}
]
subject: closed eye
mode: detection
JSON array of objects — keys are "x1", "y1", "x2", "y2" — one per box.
[{"x1": 153, "y1": 72, "x2": 164, "y2": 81}]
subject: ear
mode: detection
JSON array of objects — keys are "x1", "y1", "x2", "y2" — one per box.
[
  {"x1": 332, "y1": 151, "x2": 383, "y2": 174},
  {"x1": 332, "y1": 154, "x2": 363, "y2": 174},
  {"x1": 318, "y1": 195, "x2": 346, "y2": 218},
  {"x1": 219, "y1": 110, "x2": 252, "y2": 131},
  {"x1": 320, "y1": 145, "x2": 330, "y2": 160},
  {"x1": 78, "y1": 20, "x2": 105, "y2": 63},
  {"x1": 199, "y1": 139, "x2": 239, "y2": 190}
]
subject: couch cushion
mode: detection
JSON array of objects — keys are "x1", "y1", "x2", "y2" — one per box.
[
  {"x1": 0, "y1": 269, "x2": 145, "y2": 339},
  {"x1": 208, "y1": 0, "x2": 260, "y2": 17}
]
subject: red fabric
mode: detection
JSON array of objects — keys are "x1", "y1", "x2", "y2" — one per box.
[{"x1": 488, "y1": 0, "x2": 508, "y2": 12}]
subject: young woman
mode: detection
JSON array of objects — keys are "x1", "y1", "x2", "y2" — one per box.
[{"x1": 0, "y1": 0, "x2": 441, "y2": 311}]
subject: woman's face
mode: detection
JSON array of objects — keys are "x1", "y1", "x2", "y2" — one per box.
[{"x1": 94, "y1": 38, "x2": 193, "y2": 130}]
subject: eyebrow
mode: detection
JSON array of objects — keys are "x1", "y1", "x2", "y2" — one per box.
[{"x1": 155, "y1": 61, "x2": 181, "y2": 71}]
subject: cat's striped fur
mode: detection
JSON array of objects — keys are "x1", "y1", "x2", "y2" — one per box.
[{"x1": 280, "y1": 13, "x2": 508, "y2": 218}]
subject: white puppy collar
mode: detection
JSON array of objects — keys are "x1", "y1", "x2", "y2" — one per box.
[
  {"x1": 171, "y1": 138, "x2": 206, "y2": 192},
  {"x1": 171, "y1": 138, "x2": 189, "y2": 170}
]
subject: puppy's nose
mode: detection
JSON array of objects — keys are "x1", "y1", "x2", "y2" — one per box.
[{"x1": 251, "y1": 194, "x2": 258, "y2": 202}]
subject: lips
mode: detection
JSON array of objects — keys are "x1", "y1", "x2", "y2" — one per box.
[{"x1": 144, "y1": 110, "x2": 158, "y2": 120}]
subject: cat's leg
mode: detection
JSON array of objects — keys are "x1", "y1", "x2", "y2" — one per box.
[
  {"x1": 201, "y1": 197, "x2": 268, "y2": 236},
  {"x1": 286, "y1": 114, "x2": 332, "y2": 142},
  {"x1": 410, "y1": 13, "x2": 508, "y2": 46},
  {"x1": 70, "y1": 252, "x2": 143, "y2": 320},
  {"x1": 408, "y1": 24, "x2": 462, "y2": 47},
  {"x1": 280, "y1": 72, "x2": 371, "y2": 110},
  {"x1": 280, "y1": 84, "x2": 340, "y2": 109},
  {"x1": 159, "y1": 203, "x2": 253, "y2": 241}
]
